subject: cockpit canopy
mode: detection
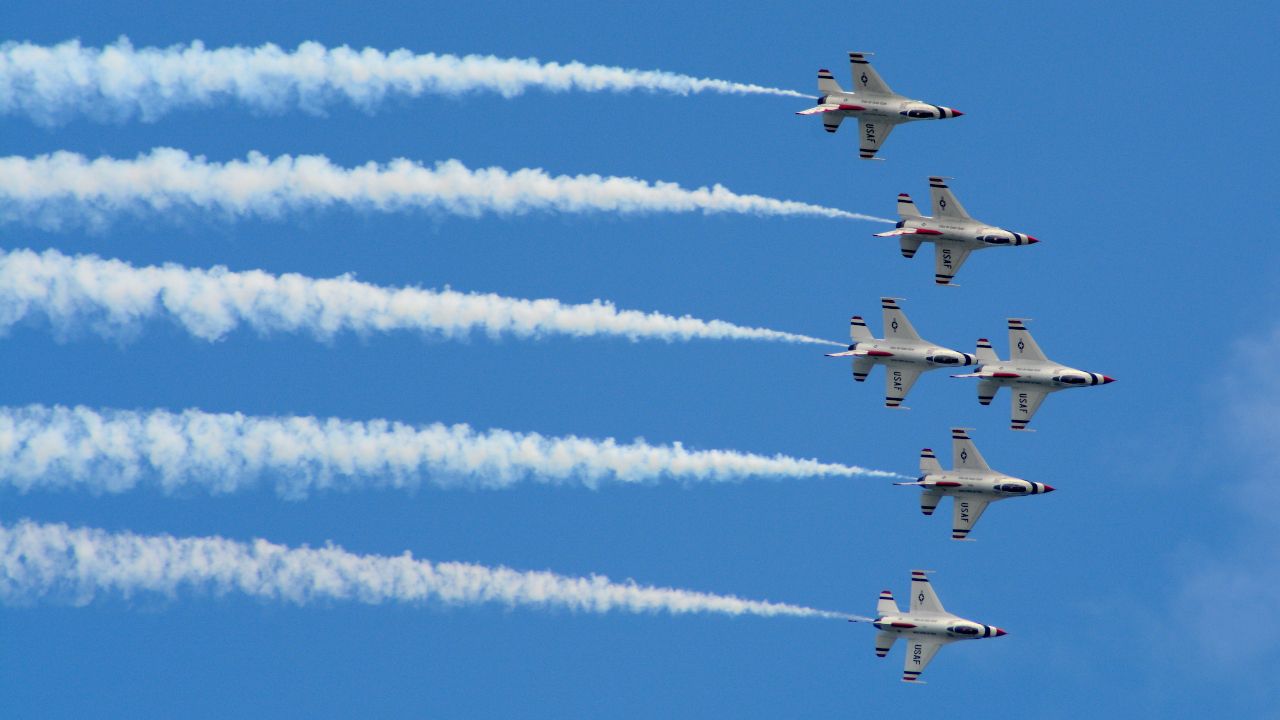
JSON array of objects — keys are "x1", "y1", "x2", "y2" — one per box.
[
  {"x1": 994, "y1": 483, "x2": 1027, "y2": 493},
  {"x1": 1053, "y1": 374, "x2": 1090, "y2": 385},
  {"x1": 947, "y1": 625, "x2": 981, "y2": 636},
  {"x1": 979, "y1": 234, "x2": 1011, "y2": 245}
]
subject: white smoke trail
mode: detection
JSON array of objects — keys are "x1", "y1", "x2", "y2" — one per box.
[
  {"x1": 0, "y1": 149, "x2": 888, "y2": 228},
  {"x1": 0, "y1": 519, "x2": 841, "y2": 618},
  {"x1": 0, "y1": 38, "x2": 810, "y2": 125},
  {"x1": 0, "y1": 405, "x2": 902, "y2": 497},
  {"x1": 0, "y1": 248, "x2": 842, "y2": 346}
]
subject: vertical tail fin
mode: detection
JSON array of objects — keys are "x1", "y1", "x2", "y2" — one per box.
[
  {"x1": 919, "y1": 448, "x2": 943, "y2": 474},
  {"x1": 897, "y1": 193, "x2": 922, "y2": 219},
  {"x1": 818, "y1": 68, "x2": 843, "y2": 95},
  {"x1": 877, "y1": 590, "x2": 900, "y2": 618},
  {"x1": 849, "y1": 315, "x2": 874, "y2": 343},
  {"x1": 974, "y1": 338, "x2": 998, "y2": 366}
]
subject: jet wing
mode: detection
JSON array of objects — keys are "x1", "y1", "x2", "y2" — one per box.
[
  {"x1": 934, "y1": 243, "x2": 972, "y2": 286},
  {"x1": 880, "y1": 297, "x2": 921, "y2": 341},
  {"x1": 909, "y1": 570, "x2": 946, "y2": 614},
  {"x1": 858, "y1": 117, "x2": 898, "y2": 160},
  {"x1": 1010, "y1": 387, "x2": 1049, "y2": 431},
  {"x1": 928, "y1": 177, "x2": 972, "y2": 219},
  {"x1": 902, "y1": 638, "x2": 943, "y2": 683},
  {"x1": 951, "y1": 497, "x2": 989, "y2": 540},
  {"x1": 1008, "y1": 319, "x2": 1049, "y2": 362},
  {"x1": 849, "y1": 51, "x2": 895, "y2": 95},
  {"x1": 951, "y1": 428, "x2": 990, "y2": 471},
  {"x1": 884, "y1": 362, "x2": 921, "y2": 408}
]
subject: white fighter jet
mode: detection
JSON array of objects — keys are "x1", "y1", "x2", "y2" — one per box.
[
  {"x1": 894, "y1": 428, "x2": 1055, "y2": 540},
  {"x1": 825, "y1": 298, "x2": 976, "y2": 408},
  {"x1": 850, "y1": 570, "x2": 1007, "y2": 683},
  {"x1": 874, "y1": 177, "x2": 1040, "y2": 286},
  {"x1": 953, "y1": 319, "x2": 1115, "y2": 430},
  {"x1": 796, "y1": 52, "x2": 963, "y2": 160}
]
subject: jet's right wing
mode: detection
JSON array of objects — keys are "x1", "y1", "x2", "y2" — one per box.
[
  {"x1": 951, "y1": 497, "x2": 989, "y2": 540},
  {"x1": 933, "y1": 243, "x2": 972, "y2": 286},
  {"x1": 928, "y1": 177, "x2": 971, "y2": 219},
  {"x1": 884, "y1": 362, "x2": 922, "y2": 408},
  {"x1": 849, "y1": 51, "x2": 895, "y2": 95},
  {"x1": 858, "y1": 116, "x2": 898, "y2": 160},
  {"x1": 902, "y1": 638, "x2": 944, "y2": 683},
  {"x1": 1011, "y1": 387, "x2": 1049, "y2": 431},
  {"x1": 951, "y1": 428, "x2": 990, "y2": 471},
  {"x1": 1008, "y1": 319, "x2": 1049, "y2": 362},
  {"x1": 909, "y1": 570, "x2": 946, "y2": 614}
]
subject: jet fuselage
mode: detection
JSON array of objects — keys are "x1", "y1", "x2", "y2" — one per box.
[
  {"x1": 871, "y1": 614, "x2": 1003, "y2": 642},
  {"x1": 916, "y1": 469, "x2": 1052, "y2": 500},
  {"x1": 848, "y1": 339, "x2": 976, "y2": 369},
  {"x1": 973, "y1": 359, "x2": 1113, "y2": 394},
  {"x1": 815, "y1": 92, "x2": 961, "y2": 123},
  {"x1": 895, "y1": 214, "x2": 1038, "y2": 252}
]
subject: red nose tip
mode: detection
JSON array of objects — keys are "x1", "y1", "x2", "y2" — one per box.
[
  {"x1": 1026, "y1": 236, "x2": 1040, "y2": 244},
  {"x1": 1042, "y1": 484, "x2": 1055, "y2": 493},
  {"x1": 1102, "y1": 375, "x2": 1116, "y2": 384},
  {"x1": 950, "y1": 109, "x2": 964, "y2": 117},
  {"x1": 994, "y1": 628, "x2": 1007, "y2": 637}
]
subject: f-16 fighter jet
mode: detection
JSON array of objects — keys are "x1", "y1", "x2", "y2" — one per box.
[
  {"x1": 825, "y1": 298, "x2": 975, "y2": 408},
  {"x1": 874, "y1": 177, "x2": 1039, "y2": 286},
  {"x1": 894, "y1": 428, "x2": 1054, "y2": 540},
  {"x1": 796, "y1": 52, "x2": 963, "y2": 160},
  {"x1": 953, "y1": 319, "x2": 1115, "y2": 430},
  {"x1": 850, "y1": 570, "x2": 1007, "y2": 683}
]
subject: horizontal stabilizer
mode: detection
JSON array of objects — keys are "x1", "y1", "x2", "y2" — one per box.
[{"x1": 919, "y1": 448, "x2": 943, "y2": 474}]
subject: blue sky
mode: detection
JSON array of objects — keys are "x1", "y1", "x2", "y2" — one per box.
[{"x1": 1, "y1": 1, "x2": 1277, "y2": 716}]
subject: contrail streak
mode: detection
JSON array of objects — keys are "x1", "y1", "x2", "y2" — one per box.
[
  {"x1": 0, "y1": 149, "x2": 889, "y2": 228},
  {"x1": 0, "y1": 405, "x2": 903, "y2": 497},
  {"x1": 0, "y1": 519, "x2": 842, "y2": 619},
  {"x1": 0, "y1": 248, "x2": 842, "y2": 346},
  {"x1": 0, "y1": 38, "x2": 810, "y2": 125}
]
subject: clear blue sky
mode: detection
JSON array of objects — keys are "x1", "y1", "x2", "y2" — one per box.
[{"x1": 2, "y1": 1, "x2": 1277, "y2": 716}]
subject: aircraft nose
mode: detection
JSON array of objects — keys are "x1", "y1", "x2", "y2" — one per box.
[
  {"x1": 949, "y1": 108, "x2": 964, "y2": 117},
  {"x1": 994, "y1": 627, "x2": 1007, "y2": 637},
  {"x1": 1042, "y1": 484, "x2": 1056, "y2": 493},
  {"x1": 1102, "y1": 375, "x2": 1116, "y2": 384},
  {"x1": 1026, "y1": 235, "x2": 1040, "y2": 244}
]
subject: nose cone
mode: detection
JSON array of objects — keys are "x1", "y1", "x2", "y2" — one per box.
[
  {"x1": 1026, "y1": 235, "x2": 1040, "y2": 244},
  {"x1": 994, "y1": 627, "x2": 1007, "y2": 637},
  {"x1": 1042, "y1": 484, "x2": 1056, "y2": 493},
  {"x1": 949, "y1": 108, "x2": 964, "y2": 117},
  {"x1": 1102, "y1": 375, "x2": 1116, "y2": 384}
]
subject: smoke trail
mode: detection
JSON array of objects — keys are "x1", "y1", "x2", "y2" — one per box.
[
  {"x1": 0, "y1": 149, "x2": 888, "y2": 228},
  {"x1": 0, "y1": 519, "x2": 841, "y2": 618},
  {"x1": 0, "y1": 38, "x2": 809, "y2": 125},
  {"x1": 0, "y1": 248, "x2": 841, "y2": 347},
  {"x1": 0, "y1": 405, "x2": 903, "y2": 497}
]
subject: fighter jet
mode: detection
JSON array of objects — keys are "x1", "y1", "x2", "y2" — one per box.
[
  {"x1": 851, "y1": 570, "x2": 1007, "y2": 682},
  {"x1": 796, "y1": 52, "x2": 963, "y2": 160},
  {"x1": 874, "y1": 177, "x2": 1040, "y2": 286},
  {"x1": 894, "y1": 428, "x2": 1055, "y2": 540},
  {"x1": 825, "y1": 298, "x2": 975, "y2": 408},
  {"x1": 953, "y1": 319, "x2": 1115, "y2": 430}
]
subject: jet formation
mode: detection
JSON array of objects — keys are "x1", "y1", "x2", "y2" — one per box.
[{"x1": 799, "y1": 51, "x2": 1114, "y2": 683}]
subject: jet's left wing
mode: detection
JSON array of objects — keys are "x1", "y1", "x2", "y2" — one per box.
[
  {"x1": 928, "y1": 177, "x2": 971, "y2": 219},
  {"x1": 951, "y1": 497, "x2": 989, "y2": 541},
  {"x1": 951, "y1": 428, "x2": 990, "y2": 471},
  {"x1": 884, "y1": 362, "x2": 922, "y2": 409},
  {"x1": 1010, "y1": 387, "x2": 1049, "y2": 431},
  {"x1": 909, "y1": 570, "x2": 946, "y2": 614},
  {"x1": 858, "y1": 117, "x2": 898, "y2": 160},
  {"x1": 933, "y1": 243, "x2": 972, "y2": 286},
  {"x1": 849, "y1": 52, "x2": 894, "y2": 95},
  {"x1": 902, "y1": 638, "x2": 943, "y2": 683}
]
